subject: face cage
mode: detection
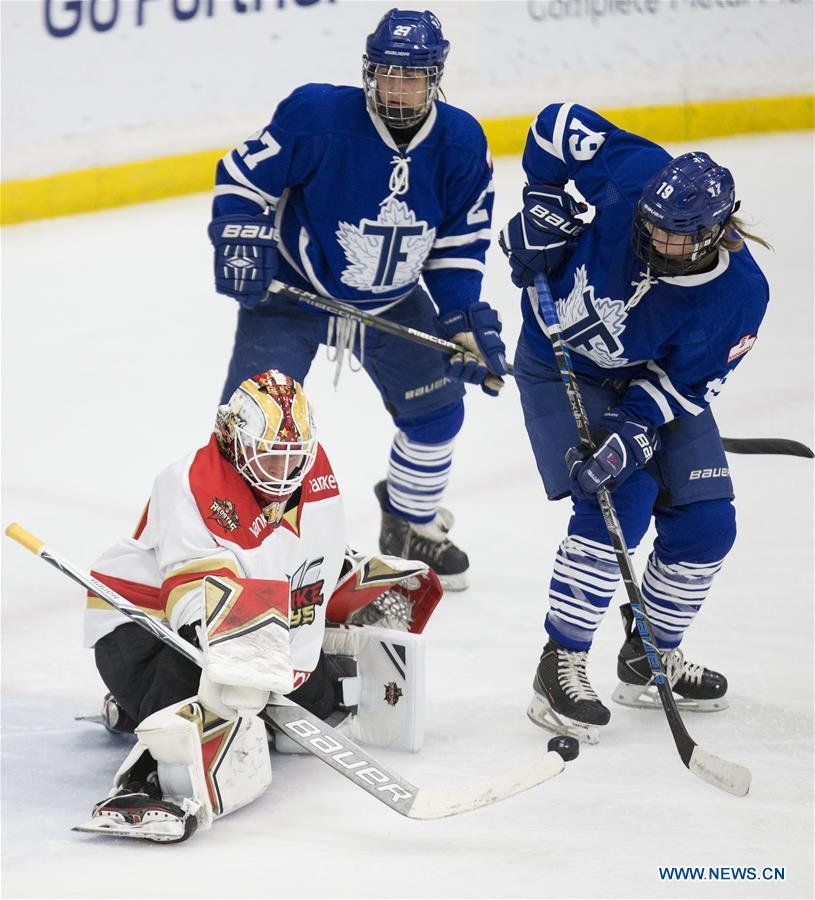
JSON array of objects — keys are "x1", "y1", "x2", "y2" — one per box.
[
  {"x1": 362, "y1": 59, "x2": 441, "y2": 129},
  {"x1": 631, "y1": 208, "x2": 725, "y2": 276},
  {"x1": 233, "y1": 429, "x2": 317, "y2": 498}
]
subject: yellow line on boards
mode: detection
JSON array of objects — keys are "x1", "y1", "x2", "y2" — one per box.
[{"x1": 2, "y1": 95, "x2": 812, "y2": 226}]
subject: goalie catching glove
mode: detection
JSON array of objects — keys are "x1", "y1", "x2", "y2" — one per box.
[{"x1": 326, "y1": 548, "x2": 443, "y2": 634}]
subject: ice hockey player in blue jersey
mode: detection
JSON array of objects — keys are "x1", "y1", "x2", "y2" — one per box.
[
  {"x1": 207, "y1": 8, "x2": 507, "y2": 591},
  {"x1": 499, "y1": 102, "x2": 770, "y2": 743}
]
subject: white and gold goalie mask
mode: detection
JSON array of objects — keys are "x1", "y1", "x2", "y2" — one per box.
[{"x1": 215, "y1": 370, "x2": 317, "y2": 500}]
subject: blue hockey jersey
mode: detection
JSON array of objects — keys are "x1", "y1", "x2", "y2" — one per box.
[
  {"x1": 519, "y1": 103, "x2": 769, "y2": 429},
  {"x1": 213, "y1": 83, "x2": 493, "y2": 314}
]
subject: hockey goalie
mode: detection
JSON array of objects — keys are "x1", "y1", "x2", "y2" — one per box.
[{"x1": 76, "y1": 369, "x2": 442, "y2": 843}]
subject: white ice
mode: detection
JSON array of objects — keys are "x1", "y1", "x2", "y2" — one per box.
[{"x1": 2, "y1": 132, "x2": 813, "y2": 899}]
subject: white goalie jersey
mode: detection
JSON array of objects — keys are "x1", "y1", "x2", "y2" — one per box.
[{"x1": 84, "y1": 435, "x2": 346, "y2": 688}]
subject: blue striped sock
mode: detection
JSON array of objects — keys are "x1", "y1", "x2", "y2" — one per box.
[{"x1": 386, "y1": 431, "x2": 455, "y2": 524}]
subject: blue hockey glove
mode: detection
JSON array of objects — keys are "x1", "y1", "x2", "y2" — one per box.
[
  {"x1": 208, "y1": 213, "x2": 277, "y2": 308},
  {"x1": 437, "y1": 301, "x2": 508, "y2": 397},
  {"x1": 498, "y1": 184, "x2": 587, "y2": 288},
  {"x1": 566, "y1": 410, "x2": 660, "y2": 499}
]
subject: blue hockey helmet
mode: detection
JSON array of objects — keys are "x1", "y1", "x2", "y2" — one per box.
[
  {"x1": 632, "y1": 151, "x2": 738, "y2": 275},
  {"x1": 363, "y1": 9, "x2": 450, "y2": 129}
]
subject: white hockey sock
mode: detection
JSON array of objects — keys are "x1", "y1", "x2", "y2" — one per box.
[
  {"x1": 641, "y1": 552, "x2": 724, "y2": 647},
  {"x1": 386, "y1": 431, "x2": 455, "y2": 524},
  {"x1": 547, "y1": 535, "x2": 624, "y2": 646}
]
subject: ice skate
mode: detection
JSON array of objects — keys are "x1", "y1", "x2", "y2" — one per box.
[
  {"x1": 527, "y1": 638, "x2": 611, "y2": 745},
  {"x1": 73, "y1": 777, "x2": 198, "y2": 844},
  {"x1": 374, "y1": 480, "x2": 469, "y2": 591},
  {"x1": 613, "y1": 603, "x2": 729, "y2": 712}
]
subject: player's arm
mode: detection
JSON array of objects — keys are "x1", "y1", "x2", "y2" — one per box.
[
  {"x1": 423, "y1": 141, "x2": 507, "y2": 396},
  {"x1": 568, "y1": 298, "x2": 769, "y2": 498},
  {"x1": 208, "y1": 85, "x2": 322, "y2": 307},
  {"x1": 498, "y1": 103, "x2": 617, "y2": 287}
]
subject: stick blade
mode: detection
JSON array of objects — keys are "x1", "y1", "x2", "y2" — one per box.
[
  {"x1": 689, "y1": 746, "x2": 751, "y2": 797},
  {"x1": 407, "y1": 751, "x2": 565, "y2": 820},
  {"x1": 722, "y1": 437, "x2": 814, "y2": 458}
]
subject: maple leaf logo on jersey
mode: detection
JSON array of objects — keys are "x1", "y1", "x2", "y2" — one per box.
[
  {"x1": 336, "y1": 199, "x2": 436, "y2": 294},
  {"x1": 558, "y1": 265, "x2": 630, "y2": 367}
]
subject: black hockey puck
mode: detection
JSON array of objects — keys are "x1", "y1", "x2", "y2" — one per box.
[{"x1": 548, "y1": 735, "x2": 579, "y2": 762}]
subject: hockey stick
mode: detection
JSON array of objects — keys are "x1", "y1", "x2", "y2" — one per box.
[
  {"x1": 5, "y1": 522, "x2": 565, "y2": 820},
  {"x1": 267, "y1": 281, "x2": 809, "y2": 456},
  {"x1": 529, "y1": 275, "x2": 751, "y2": 798},
  {"x1": 266, "y1": 280, "x2": 515, "y2": 376},
  {"x1": 722, "y1": 437, "x2": 813, "y2": 458}
]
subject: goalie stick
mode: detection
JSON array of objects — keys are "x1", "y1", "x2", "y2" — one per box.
[
  {"x1": 267, "y1": 281, "x2": 809, "y2": 457},
  {"x1": 530, "y1": 275, "x2": 751, "y2": 798},
  {"x1": 5, "y1": 522, "x2": 566, "y2": 820}
]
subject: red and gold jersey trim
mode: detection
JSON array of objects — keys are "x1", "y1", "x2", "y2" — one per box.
[
  {"x1": 86, "y1": 571, "x2": 163, "y2": 614},
  {"x1": 160, "y1": 558, "x2": 242, "y2": 621}
]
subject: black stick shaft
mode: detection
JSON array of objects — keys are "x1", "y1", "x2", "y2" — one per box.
[{"x1": 266, "y1": 280, "x2": 515, "y2": 377}]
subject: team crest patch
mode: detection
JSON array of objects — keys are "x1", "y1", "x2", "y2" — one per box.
[
  {"x1": 208, "y1": 498, "x2": 240, "y2": 533},
  {"x1": 336, "y1": 198, "x2": 435, "y2": 294},
  {"x1": 727, "y1": 334, "x2": 757, "y2": 363},
  {"x1": 384, "y1": 682, "x2": 403, "y2": 707},
  {"x1": 557, "y1": 265, "x2": 630, "y2": 367}
]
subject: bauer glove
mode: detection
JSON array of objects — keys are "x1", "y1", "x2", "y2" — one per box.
[
  {"x1": 499, "y1": 184, "x2": 587, "y2": 287},
  {"x1": 566, "y1": 410, "x2": 659, "y2": 499},
  {"x1": 208, "y1": 212, "x2": 277, "y2": 308},
  {"x1": 437, "y1": 301, "x2": 508, "y2": 397}
]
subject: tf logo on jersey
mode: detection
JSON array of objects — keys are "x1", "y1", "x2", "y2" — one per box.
[
  {"x1": 336, "y1": 198, "x2": 435, "y2": 294},
  {"x1": 557, "y1": 265, "x2": 629, "y2": 367}
]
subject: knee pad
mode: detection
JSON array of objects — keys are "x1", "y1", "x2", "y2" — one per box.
[
  {"x1": 396, "y1": 400, "x2": 464, "y2": 445},
  {"x1": 322, "y1": 624, "x2": 425, "y2": 752},
  {"x1": 570, "y1": 470, "x2": 657, "y2": 550},
  {"x1": 113, "y1": 699, "x2": 272, "y2": 831},
  {"x1": 655, "y1": 499, "x2": 737, "y2": 563}
]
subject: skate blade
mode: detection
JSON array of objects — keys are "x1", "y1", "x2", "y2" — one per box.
[
  {"x1": 72, "y1": 817, "x2": 186, "y2": 843},
  {"x1": 438, "y1": 572, "x2": 469, "y2": 592},
  {"x1": 526, "y1": 693, "x2": 600, "y2": 745},
  {"x1": 612, "y1": 681, "x2": 729, "y2": 712}
]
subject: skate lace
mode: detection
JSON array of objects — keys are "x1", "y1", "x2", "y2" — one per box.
[
  {"x1": 347, "y1": 588, "x2": 412, "y2": 631},
  {"x1": 408, "y1": 533, "x2": 452, "y2": 565},
  {"x1": 662, "y1": 649, "x2": 704, "y2": 687},
  {"x1": 557, "y1": 649, "x2": 600, "y2": 702}
]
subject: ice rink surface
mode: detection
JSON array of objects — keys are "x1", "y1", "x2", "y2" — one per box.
[{"x1": 2, "y1": 132, "x2": 813, "y2": 899}]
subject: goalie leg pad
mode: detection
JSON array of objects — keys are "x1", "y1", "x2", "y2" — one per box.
[
  {"x1": 323, "y1": 624, "x2": 425, "y2": 752},
  {"x1": 99, "y1": 699, "x2": 272, "y2": 833}
]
